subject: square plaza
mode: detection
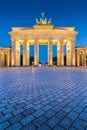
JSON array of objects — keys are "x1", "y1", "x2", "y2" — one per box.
[{"x1": 0, "y1": 67, "x2": 87, "y2": 130}]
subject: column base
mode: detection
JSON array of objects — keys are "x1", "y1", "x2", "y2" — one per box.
[
  {"x1": 34, "y1": 65, "x2": 38, "y2": 67},
  {"x1": 71, "y1": 65, "x2": 76, "y2": 67},
  {"x1": 22, "y1": 65, "x2": 30, "y2": 67},
  {"x1": 66, "y1": 65, "x2": 72, "y2": 67},
  {"x1": 48, "y1": 65, "x2": 53, "y2": 67}
]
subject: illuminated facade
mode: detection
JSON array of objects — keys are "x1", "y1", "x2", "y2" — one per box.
[{"x1": 0, "y1": 13, "x2": 87, "y2": 67}]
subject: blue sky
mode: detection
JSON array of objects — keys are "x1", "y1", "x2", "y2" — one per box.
[{"x1": 0, "y1": 0, "x2": 87, "y2": 62}]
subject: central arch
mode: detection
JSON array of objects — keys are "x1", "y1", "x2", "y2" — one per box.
[{"x1": 39, "y1": 45, "x2": 48, "y2": 66}]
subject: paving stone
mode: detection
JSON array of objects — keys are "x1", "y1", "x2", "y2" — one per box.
[
  {"x1": 0, "y1": 67, "x2": 87, "y2": 129},
  {"x1": 73, "y1": 105, "x2": 83, "y2": 113},
  {"x1": 79, "y1": 111, "x2": 87, "y2": 121},
  {"x1": 32, "y1": 115, "x2": 47, "y2": 127},
  {"x1": 37, "y1": 124, "x2": 51, "y2": 130},
  {"x1": 84, "y1": 107, "x2": 87, "y2": 113},
  {"x1": 12, "y1": 108, "x2": 24, "y2": 115},
  {"x1": 43, "y1": 109, "x2": 56, "y2": 119},
  {"x1": 46, "y1": 117, "x2": 60, "y2": 128},
  {"x1": 22, "y1": 108, "x2": 35, "y2": 116},
  {"x1": 33, "y1": 110, "x2": 45, "y2": 118},
  {"x1": 59, "y1": 117, "x2": 73, "y2": 129},
  {"x1": 0, "y1": 121, "x2": 10, "y2": 130},
  {"x1": 20, "y1": 123, "x2": 36, "y2": 130},
  {"x1": 56, "y1": 110, "x2": 67, "y2": 120},
  {"x1": 53, "y1": 125, "x2": 65, "y2": 130},
  {"x1": 9, "y1": 114, "x2": 24, "y2": 124},
  {"x1": 6, "y1": 122, "x2": 22, "y2": 130},
  {"x1": 34, "y1": 104, "x2": 43, "y2": 110},
  {"x1": 0, "y1": 113, "x2": 13, "y2": 123},
  {"x1": 52, "y1": 105, "x2": 62, "y2": 112},
  {"x1": 69, "y1": 127, "x2": 77, "y2": 130},
  {"x1": 20, "y1": 115, "x2": 34, "y2": 126},
  {"x1": 72, "y1": 118, "x2": 87, "y2": 130},
  {"x1": 24, "y1": 103, "x2": 34, "y2": 110},
  {"x1": 0, "y1": 112, "x2": 3, "y2": 118},
  {"x1": 42, "y1": 105, "x2": 52, "y2": 112},
  {"x1": 63, "y1": 106, "x2": 72, "y2": 113},
  {"x1": 67, "y1": 110, "x2": 79, "y2": 120},
  {"x1": 2, "y1": 107, "x2": 15, "y2": 115}
]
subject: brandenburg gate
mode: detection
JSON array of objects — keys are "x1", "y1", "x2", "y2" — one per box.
[{"x1": 9, "y1": 13, "x2": 78, "y2": 67}]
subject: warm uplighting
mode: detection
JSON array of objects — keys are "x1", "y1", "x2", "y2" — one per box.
[{"x1": 0, "y1": 13, "x2": 87, "y2": 67}]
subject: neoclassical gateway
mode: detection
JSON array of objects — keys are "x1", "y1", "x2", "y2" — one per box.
[{"x1": 0, "y1": 13, "x2": 87, "y2": 67}]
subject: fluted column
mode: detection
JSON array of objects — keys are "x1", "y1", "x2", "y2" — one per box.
[
  {"x1": 23, "y1": 39, "x2": 29, "y2": 66},
  {"x1": 14, "y1": 41, "x2": 20, "y2": 66},
  {"x1": 66, "y1": 40, "x2": 72, "y2": 66},
  {"x1": 0, "y1": 52, "x2": 2, "y2": 67},
  {"x1": 85, "y1": 51, "x2": 87, "y2": 66},
  {"x1": 57, "y1": 39, "x2": 64, "y2": 66},
  {"x1": 57, "y1": 40, "x2": 61, "y2": 66},
  {"x1": 11, "y1": 39, "x2": 20, "y2": 66},
  {"x1": 11, "y1": 39, "x2": 15, "y2": 66},
  {"x1": 23, "y1": 39, "x2": 26, "y2": 66},
  {"x1": 34, "y1": 39, "x2": 38, "y2": 66},
  {"x1": 1, "y1": 52, "x2": 4, "y2": 66},
  {"x1": 84, "y1": 51, "x2": 86, "y2": 66},
  {"x1": 48, "y1": 39, "x2": 53, "y2": 66},
  {"x1": 77, "y1": 50, "x2": 80, "y2": 66},
  {"x1": 60, "y1": 39, "x2": 64, "y2": 66},
  {"x1": 7, "y1": 51, "x2": 10, "y2": 67},
  {"x1": 71, "y1": 40, "x2": 76, "y2": 66},
  {"x1": 82, "y1": 51, "x2": 86, "y2": 66},
  {"x1": 28, "y1": 44, "x2": 30, "y2": 66}
]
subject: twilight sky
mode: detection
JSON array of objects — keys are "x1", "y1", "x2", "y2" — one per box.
[{"x1": 0, "y1": 0, "x2": 87, "y2": 62}]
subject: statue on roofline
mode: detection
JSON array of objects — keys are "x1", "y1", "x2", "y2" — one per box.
[
  {"x1": 36, "y1": 12, "x2": 52, "y2": 25},
  {"x1": 48, "y1": 18, "x2": 52, "y2": 25},
  {"x1": 36, "y1": 18, "x2": 39, "y2": 25}
]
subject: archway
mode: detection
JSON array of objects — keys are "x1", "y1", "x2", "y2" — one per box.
[
  {"x1": 80, "y1": 52, "x2": 83, "y2": 66},
  {"x1": 30, "y1": 45, "x2": 34, "y2": 66},
  {"x1": 86, "y1": 54, "x2": 87, "y2": 66},
  {"x1": 64, "y1": 44, "x2": 67, "y2": 66},
  {"x1": 4, "y1": 53, "x2": 8, "y2": 66},
  {"x1": 52, "y1": 45, "x2": 57, "y2": 66},
  {"x1": 20, "y1": 45, "x2": 23, "y2": 66},
  {"x1": 39, "y1": 45, "x2": 48, "y2": 66}
]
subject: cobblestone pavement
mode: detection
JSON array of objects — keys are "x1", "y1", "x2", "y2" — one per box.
[{"x1": 0, "y1": 67, "x2": 87, "y2": 130}]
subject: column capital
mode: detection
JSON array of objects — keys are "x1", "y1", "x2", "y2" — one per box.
[
  {"x1": 49, "y1": 38, "x2": 53, "y2": 41},
  {"x1": 11, "y1": 39, "x2": 16, "y2": 42},
  {"x1": 34, "y1": 38, "x2": 39, "y2": 42},
  {"x1": 23, "y1": 38, "x2": 28, "y2": 42},
  {"x1": 57, "y1": 38, "x2": 64, "y2": 43},
  {"x1": 68, "y1": 38, "x2": 76, "y2": 42}
]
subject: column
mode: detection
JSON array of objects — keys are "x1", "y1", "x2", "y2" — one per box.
[
  {"x1": 0, "y1": 52, "x2": 2, "y2": 67},
  {"x1": 7, "y1": 50, "x2": 10, "y2": 67},
  {"x1": 60, "y1": 39, "x2": 64, "y2": 66},
  {"x1": 14, "y1": 41, "x2": 20, "y2": 66},
  {"x1": 66, "y1": 40, "x2": 72, "y2": 66},
  {"x1": 82, "y1": 51, "x2": 86, "y2": 66},
  {"x1": 34, "y1": 39, "x2": 38, "y2": 66},
  {"x1": 57, "y1": 40, "x2": 61, "y2": 66},
  {"x1": 85, "y1": 49, "x2": 87, "y2": 66},
  {"x1": 71, "y1": 40, "x2": 76, "y2": 66},
  {"x1": 1, "y1": 52, "x2": 4, "y2": 66},
  {"x1": 57, "y1": 39, "x2": 64, "y2": 66},
  {"x1": 11, "y1": 39, "x2": 15, "y2": 66},
  {"x1": 84, "y1": 51, "x2": 86, "y2": 66},
  {"x1": 48, "y1": 39, "x2": 53, "y2": 66},
  {"x1": 77, "y1": 50, "x2": 80, "y2": 66},
  {"x1": 28, "y1": 44, "x2": 30, "y2": 66},
  {"x1": 23, "y1": 39, "x2": 29, "y2": 66}
]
